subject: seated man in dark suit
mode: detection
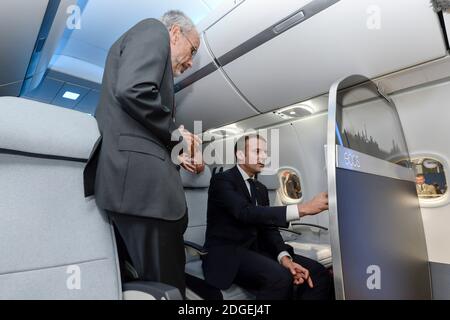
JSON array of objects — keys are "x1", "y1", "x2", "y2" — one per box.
[{"x1": 202, "y1": 133, "x2": 332, "y2": 300}]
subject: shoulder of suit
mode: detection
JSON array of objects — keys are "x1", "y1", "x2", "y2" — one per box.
[
  {"x1": 213, "y1": 169, "x2": 233, "y2": 179},
  {"x1": 130, "y1": 18, "x2": 169, "y2": 38},
  {"x1": 210, "y1": 167, "x2": 236, "y2": 183},
  {"x1": 137, "y1": 18, "x2": 165, "y2": 28}
]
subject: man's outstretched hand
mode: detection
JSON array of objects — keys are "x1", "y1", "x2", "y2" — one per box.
[{"x1": 297, "y1": 192, "x2": 329, "y2": 218}]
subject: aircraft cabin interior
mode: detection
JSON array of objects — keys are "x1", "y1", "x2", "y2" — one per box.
[{"x1": 1, "y1": 0, "x2": 450, "y2": 301}]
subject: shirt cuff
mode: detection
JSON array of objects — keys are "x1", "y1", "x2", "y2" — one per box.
[
  {"x1": 286, "y1": 204, "x2": 299, "y2": 222},
  {"x1": 277, "y1": 251, "x2": 292, "y2": 264}
]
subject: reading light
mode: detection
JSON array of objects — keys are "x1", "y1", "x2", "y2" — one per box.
[
  {"x1": 62, "y1": 91, "x2": 80, "y2": 100},
  {"x1": 278, "y1": 104, "x2": 314, "y2": 119}
]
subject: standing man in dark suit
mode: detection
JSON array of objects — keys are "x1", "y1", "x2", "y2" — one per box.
[
  {"x1": 203, "y1": 134, "x2": 332, "y2": 300},
  {"x1": 83, "y1": 11, "x2": 201, "y2": 296}
]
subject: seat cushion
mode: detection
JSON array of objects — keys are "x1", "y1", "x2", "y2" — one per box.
[
  {"x1": 185, "y1": 260, "x2": 254, "y2": 300},
  {"x1": 286, "y1": 241, "x2": 332, "y2": 268},
  {"x1": 280, "y1": 229, "x2": 332, "y2": 268}
]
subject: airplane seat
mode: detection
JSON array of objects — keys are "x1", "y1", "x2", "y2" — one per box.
[
  {"x1": 257, "y1": 172, "x2": 281, "y2": 205},
  {"x1": 0, "y1": 96, "x2": 181, "y2": 299},
  {"x1": 180, "y1": 166, "x2": 212, "y2": 249},
  {"x1": 257, "y1": 172, "x2": 332, "y2": 268},
  {"x1": 180, "y1": 167, "x2": 254, "y2": 300}
]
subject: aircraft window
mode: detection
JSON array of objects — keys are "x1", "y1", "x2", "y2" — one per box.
[
  {"x1": 278, "y1": 169, "x2": 302, "y2": 203},
  {"x1": 413, "y1": 158, "x2": 447, "y2": 199}
]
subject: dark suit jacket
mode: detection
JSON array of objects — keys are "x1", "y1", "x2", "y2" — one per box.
[
  {"x1": 202, "y1": 166, "x2": 293, "y2": 289},
  {"x1": 83, "y1": 19, "x2": 186, "y2": 220}
]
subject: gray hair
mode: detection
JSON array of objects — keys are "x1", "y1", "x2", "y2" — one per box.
[
  {"x1": 430, "y1": 0, "x2": 450, "y2": 11},
  {"x1": 161, "y1": 10, "x2": 197, "y2": 33}
]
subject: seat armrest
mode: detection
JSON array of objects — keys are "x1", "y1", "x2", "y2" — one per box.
[
  {"x1": 279, "y1": 228, "x2": 303, "y2": 243},
  {"x1": 123, "y1": 260, "x2": 139, "y2": 280},
  {"x1": 122, "y1": 281, "x2": 183, "y2": 300},
  {"x1": 291, "y1": 223, "x2": 329, "y2": 231},
  {"x1": 184, "y1": 241, "x2": 208, "y2": 256},
  {"x1": 279, "y1": 228, "x2": 302, "y2": 236}
]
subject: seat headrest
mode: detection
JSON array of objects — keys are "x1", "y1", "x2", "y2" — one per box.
[
  {"x1": 0, "y1": 97, "x2": 100, "y2": 160},
  {"x1": 180, "y1": 166, "x2": 212, "y2": 188},
  {"x1": 212, "y1": 164, "x2": 235, "y2": 175},
  {"x1": 257, "y1": 173, "x2": 280, "y2": 191}
]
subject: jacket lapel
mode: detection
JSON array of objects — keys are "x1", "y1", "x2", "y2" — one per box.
[
  {"x1": 254, "y1": 180, "x2": 268, "y2": 206},
  {"x1": 231, "y1": 166, "x2": 252, "y2": 202}
]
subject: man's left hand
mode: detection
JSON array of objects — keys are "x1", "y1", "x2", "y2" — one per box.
[{"x1": 281, "y1": 256, "x2": 314, "y2": 288}]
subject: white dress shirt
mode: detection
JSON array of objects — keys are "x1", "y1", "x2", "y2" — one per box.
[{"x1": 236, "y1": 165, "x2": 299, "y2": 264}]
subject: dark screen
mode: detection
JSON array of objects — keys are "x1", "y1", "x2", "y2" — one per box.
[{"x1": 336, "y1": 168, "x2": 431, "y2": 299}]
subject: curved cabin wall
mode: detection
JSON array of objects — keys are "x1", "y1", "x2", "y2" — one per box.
[
  {"x1": 394, "y1": 80, "x2": 450, "y2": 266},
  {"x1": 174, "y1": 33, "x2": 259, "y2": 133},
  {"x1": 0, "y1": 0, "x2": 49, "y2": 96},
  {"x1": 24, "y1": 0, "x2": 77, "y2": 93}
]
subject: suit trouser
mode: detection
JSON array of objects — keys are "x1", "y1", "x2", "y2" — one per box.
[
  {"x1": 107, "y1": 211, "x2": 188, "y2": 297},
  {"x1": 234, "y1": 248, "x2": 333, "y2": 300}
]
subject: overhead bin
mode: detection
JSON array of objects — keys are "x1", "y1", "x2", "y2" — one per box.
[
  {"x1": 204, "y1": 0, "x2": 314, "y2": 57},
  {"x1": 175, "y1": 71, "x2": 258, "y2": 132},
  {"x1": 199, "y1": 0, "x2": 447, "y2": 113},
  {"x1": 175, "y1": 33, "x2": 258, "y2": 132},
  {"x1": 174, "y1": 33, "x2": 220, "y2": 84},
  {"x1": 0, "y1": 0, "x2": 49, "y2": 96}
]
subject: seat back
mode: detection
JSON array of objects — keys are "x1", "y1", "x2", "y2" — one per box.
[
  {"x1": 0, "y1": 97, "x2": 121, "y2": 299},
  {"x1": 181, "y1": 166, "x2": 255, "y2": 300},
  {"x1": 257, "y1": 172, "x2": 281, "y2": 206},
  {"x1": 180, "y1": 166, "x2": 212, "y2": 254}
]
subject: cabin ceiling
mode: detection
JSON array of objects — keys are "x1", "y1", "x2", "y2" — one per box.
[
  {"x1": 23, "y1": 0, "x2": 225, "y2": 115},
  {"x1": 56, "y1": 0, "x2": 224, "y2": 68}
]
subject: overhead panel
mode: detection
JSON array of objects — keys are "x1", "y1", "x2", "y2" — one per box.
[
  {"x1": 0, "y1": 0, "x2": 49, "y2": 95},
  {"x1": 175, "y1": 70, "x2": 258, "y2": 132},
  {"x1": 175, "y1": 29, "x2": 258, "y2": 131},
  {"x1": 205, "y1": 0, "x2": 447, "y2": 112},
  {"x1": 174, "y1": 33, "x2": 219, "y2": 91},
  {"x1": 75, "y1": 90, "x2": 100, "y2": 115},
  {"x1": 52, "y1": 83, "x2": 90, "y2": 109},
  {"x1": 205, "y1": 0, "x2": 313, "y2": 57},
  {"x1": 23, "y1": 77, "x2": 64, "y2": 104}
]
